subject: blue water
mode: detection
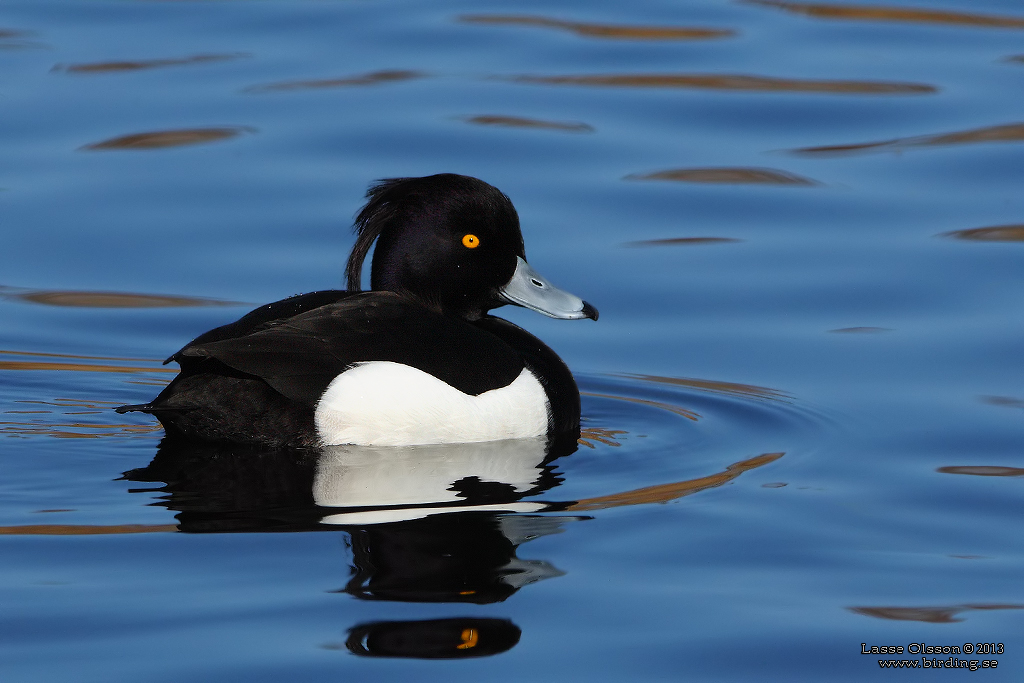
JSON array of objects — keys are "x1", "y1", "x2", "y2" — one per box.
[{"x1": 2, "y1": 0, "x2": 1024, "y2": 679}]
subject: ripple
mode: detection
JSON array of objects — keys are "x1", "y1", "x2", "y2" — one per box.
[
  {"x1": 627, "y1": 167, "x2": 817, "y2": 185},
  {"x1": 937, "y1": 465, "x2": 1024, "y2": 477},
  {"x1": 745, "y1": 0, "x2": 1024, "y2": 29},
  {"x1": 980, "y1": 395, "x2": 1024, "y2": 409},
  {"x1": 0, "y1": 366, "x2": 167, "y2": 438},
  {"x1": 619, "y1": 373, "x2": 791, "y2": 402},
  {"x1": 580, "y1": 390, "x2": 700, "y2": 421},
  {"x1": 792, "y1": 122, "x2": 1024, "y2": 156},
  {"x1": 245, "y1": 70, "x2": 425, "y2": 93},
  {"x1": 567, "y1": 452, "x2": 785, "y2": 511},
  {"x1": 570, "y1": 373, "x2": 824, "y2": 512},
  {"x1": 849, "y1": 604, "x2": 1024, "y2": 623},
  {"x1": 79, "y1": 127, "x2": 254, "y2": 151},
  {"x1": 54, "y1": 53, "x2": 247, "y2": 74},
  {"x1": 0, "y1": 28, "x2": 43, "y2": 50},
  {"x1": 577, "y1": 427, "x2": 628, "y2": 448},
  {"x1": 508, "y1": 73, "x2": 936, "y2": 95},
  {"x1": 463, "y1": 115, "x2": 593, "y2": 133},
  {"x1": 940, "y1": 224, "x2": 1024, "y2": 242},
  {"x1": 0, "y1": 285, "x2": 238, "y2": 308},
  {"x1": 0, "y1": 421, "x2": 161, "y2": 438},
  {"x1": 828, "y1": 326, "x2": 891, "y2": 333},
  {"x1": 459, "y1": 14, "x2": 734, "y2": 40},
  {"x1": 0, "y1": 360, "x2": 172, "y2": 374},
  {"x1": 0, "y1": 524, "x2": 176, "y2": 535},
  {"x1": 624, "y1": 237, "x2": 742, "y2": 247},
  {"x1": 0, "y1": 349, "x2": 173, "y2": 375}
]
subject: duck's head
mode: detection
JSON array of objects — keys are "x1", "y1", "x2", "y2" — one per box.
[{"x1": 345, "y1": 174, "x2": 598, "y2": 322}]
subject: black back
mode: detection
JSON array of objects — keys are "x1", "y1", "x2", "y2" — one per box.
[
  {"x1": 175, "y1": 292, "x2": 525, "y2": 404},
  {"x1": 168, "y1": 290, "x2": 357, "y2": 364}
]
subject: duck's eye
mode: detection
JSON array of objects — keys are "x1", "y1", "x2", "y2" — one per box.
[{"x1": 462, "y1": 234, "x2": 480, "y2": 249}]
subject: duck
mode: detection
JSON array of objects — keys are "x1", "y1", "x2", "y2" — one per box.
[{"x1": 117, "y1": 174, "x2": 597, "y2": 449}]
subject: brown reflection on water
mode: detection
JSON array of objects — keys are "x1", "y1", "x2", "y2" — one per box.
[
  {"x1": 0, "y1": 360, "x2": 174, "y2": 374},
  {"x1": 0, "y1": 349, "x2": 174, "y2": 375},
  {"x1": 745, "y1": 1, "x2": 1024, "y2": 29},
  {"x1": 828, "y1": 326, "x2": 891, "y2": 333},
  {"x1": 622, "y1": 373, "x2": 790, "y2": 402},
  {"x1": 0, "y1": 420, "x2": 161, "y2": 438},
  {"x1": 0, "y1": 28, "x2": 43, "y2": 50},
  {"x1": 938, "y1": 465, "x2": 1024, "y2": 477},
  {"x1": 1, "y1": 349, "x2": 162, "y2": 363},
  {"x1": 625, "y1": 237, "x2": 742, "y2": 247},
  {"x1": 981, "y1": 395, "x2": 1024, "y2": 409},
  {"x1": 793, "y1": 122, "x2": 1024, "y2": 156},
  {"x1": 850, "y1": 604, "x2": 1024, "y2": 623},
  {"x1": 627, "y1": 167, "x2": 817, "y2": 185},
  {"x1": 55, "y1": 53, "x2": 246, "y2": 74},
  {"x1": 940, "y1": 224, "x2": 1024, "y2": 242},
  {"x1": 568, "y1": 452, "x2": 784, "y2": 511},
  {"x1": 0, "y1": 523, "x2": 176, "y2": 535},
  {"x1": 245, "y1": 69, "x2": 425, "y2": 93},
  {"x1": 459, "y1": 14, "x2": 734, "y2": 40},
  {"x1": 463, "y1": 115, "x2": 593, "y2": 133},
  {"x1": 80, "y1": 127, "x2": 254, "y2": 151},
  {"x1": 581, "y1": 391, "x2": 701, "y2": 421},
  {"x1": 509, "y1": 73, "x2": 935, "y2": 95},
  {"x1": 1, "y1": 285, "x2": 236, "y2": 308},
  {"x1": 1, "y1": 387, "x2": 165, "y2": 439},
  {"x1": 578, "y1": 427, "x2": 627, "y2": 448}
]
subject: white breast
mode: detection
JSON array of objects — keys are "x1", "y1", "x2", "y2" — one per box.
[{"x1": 313, "y1": 361, "x2": 550, "y2": 446}]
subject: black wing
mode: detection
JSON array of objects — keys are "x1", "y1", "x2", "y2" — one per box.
[
  {"x1": 167, "y1": 290, "x2": 358, "y2": 364},
  {"x1": 177, "y1": 292, "x2": 525, "y2": 405}
]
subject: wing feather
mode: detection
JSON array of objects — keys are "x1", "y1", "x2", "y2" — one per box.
[{"x1": 178, "y1": 292, "x2": 524, "y2": 405}]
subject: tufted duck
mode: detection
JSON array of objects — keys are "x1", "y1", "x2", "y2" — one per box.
[{"x1": 117, "y1": 174, "x2": 597, "y2": 448}]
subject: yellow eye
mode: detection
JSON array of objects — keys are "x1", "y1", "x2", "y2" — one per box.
[
  {"x1": 457, "y1": 628, "x2": 479, "y2": 650},
  {"x1": 462, "y1": 234, "x2": 480, "y2": 249}
]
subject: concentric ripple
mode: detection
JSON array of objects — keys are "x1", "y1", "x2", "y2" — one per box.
[{"x1": 563, "y1": 373, "x2": 829, "y2": 504}]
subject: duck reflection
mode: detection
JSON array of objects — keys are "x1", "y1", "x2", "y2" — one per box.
[
  {"x1": 339, "y1": 509, "x2": 570, "y2": 604},
  {"x1": 121, "y1": 437, "x2": 782, "y2": 657},
  {"x1": 122, "y1": 435, "x2": 579, "y2": 658},
  {"x1": 125, "y1": 437, "x2": 582, "y2": 596},
  {"x1": 122, "y1": 436, "x2": 783, "y2": 532},
  {"x1": 123, "y1": 435, "x2": 577, "y2": 533},
  {"x1": 314, "y1": 438, "x2": 558, "y2": 524},
  {"x1": 343, "y1": 617, "x2": 521, "y2": 659}
]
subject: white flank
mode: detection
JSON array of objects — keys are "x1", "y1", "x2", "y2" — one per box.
[{"x1": 314, "y1": 361, "x2": 550, "y2": 446}]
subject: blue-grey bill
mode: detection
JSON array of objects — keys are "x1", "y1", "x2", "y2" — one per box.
[{"x1": 498, "y1": 256, "x2": 598, "y2": 320}]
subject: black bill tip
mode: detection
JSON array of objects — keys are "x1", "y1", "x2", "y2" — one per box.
[{"x1": 581, "y1": 301, "x2": 599, "y2": 321}]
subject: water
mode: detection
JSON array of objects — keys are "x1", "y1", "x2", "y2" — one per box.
[{"x1": 2, "y1": 0, "x2": 1023, "y2": 679}]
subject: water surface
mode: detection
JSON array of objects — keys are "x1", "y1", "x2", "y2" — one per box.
[{"x1": 2, "y1": 0, "x2": 1023, "y2": 680}]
